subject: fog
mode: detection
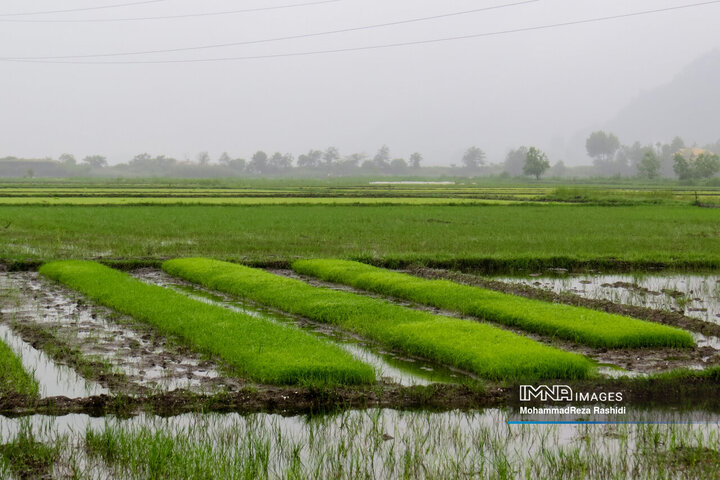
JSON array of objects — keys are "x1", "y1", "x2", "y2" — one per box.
[{"x1": 1, "y1": 0, "x2": 718, "y2": 166}]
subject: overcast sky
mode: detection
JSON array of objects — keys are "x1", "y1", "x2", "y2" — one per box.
[{"x1": 1, "y1": 0, "x2": 718, "y2": 166}]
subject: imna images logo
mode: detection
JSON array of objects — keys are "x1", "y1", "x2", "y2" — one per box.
[{"x1": 519, "y1": 385, "x2": 573, "y2": 402}]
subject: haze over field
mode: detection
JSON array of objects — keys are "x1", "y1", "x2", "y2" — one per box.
[{"x1": 0, "y1": 0, "x2": 718, "y2": 165}]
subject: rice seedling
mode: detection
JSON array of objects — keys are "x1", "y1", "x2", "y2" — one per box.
[
  {"x1": 39, "y1": 261, "x2": 375, "y2": 385},
  {"x1": 0, "y1": 337, "x2": 38, "y2": 397},
  {"x1": 163, "y1": 258, "x2": 593, "y2": 380},
  {"x1": 293, "y1": 260, "x2": 694, "y2": 349}
]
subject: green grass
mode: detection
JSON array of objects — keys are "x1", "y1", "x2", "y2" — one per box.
[
  {"x1": 292, "y1": 259, "x2": 695, "y2": 349},
  {"x1": 0, "y1": 337, "x2": 38, "y2": 397},
  {"x1": 39, "y1": 261, "x2": 375, "y2": 385},
  {"x1": 0, "y1": 196, "x2": 522, "y2": 206},
  {"x1": 1, "y1": 205, "x2": 720, "y2": 269},
  {"x1": 163, "y1": 258, "x2": 593, "y2": 380}
]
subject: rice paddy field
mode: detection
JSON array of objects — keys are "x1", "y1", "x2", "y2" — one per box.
[{"x1": 2, "y1": 178, "x2": 720, "y2": 478}]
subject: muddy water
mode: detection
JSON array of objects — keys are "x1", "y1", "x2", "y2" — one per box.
[
  {"x1": 0, "y1": 324, "x2": 106, "y2": 398},
  {"x1": 282, "y1": 268, "x2": 720, "y2": 377},
  {"x1": 2, "y1": 408, "x2": 720, "y2": 479},
  {"x1": 0, "y1": 272, "x2": 243, "y2": 395},
  {"x1": 133, "y1": 269, "x2": 471, "y2": 386},
  {"x1": 498, "y1": 274, "x2": 720, "y2": 324}
]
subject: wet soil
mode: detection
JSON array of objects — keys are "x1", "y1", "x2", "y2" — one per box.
[
  {"x1": 133, "y1": 268, "x2": 475, "y2": 386},
  {"x1": 408, "y1": 266, "x2": 720, "y2": 337},
  {"x1": 0, "y1": 272, "x2": 245, "y2": 395},
  {"x1": 273, "y1": 268, "x2": 720, "y2": 376}
]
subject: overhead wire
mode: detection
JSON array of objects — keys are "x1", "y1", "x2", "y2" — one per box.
[
  {"x1": 4, "y1": 0, "x2": 720, "y2": 64},
  {"x1": 0, "y1": 0, "x2": 170, "y2": 17},
  {"x1": 0, "y1": 0, "x2": 345, "y2": 23},
  {"x1": 2, "y1": 1, "x2": 539, "y2": 59}
]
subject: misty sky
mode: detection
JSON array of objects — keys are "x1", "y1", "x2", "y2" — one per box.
[{"x1": 1, "y1": 0, "x2": 719, "y2": 166}]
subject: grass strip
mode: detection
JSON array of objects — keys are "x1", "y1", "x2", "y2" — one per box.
[
  {"x1": 163, "y1": 258, "x2": 593, "y2": 380},
  {"x1": 292, "y1": 259, "x2": 695, "y2": 349},
  {"x1": 39, "y1": 261, "x2": 375, "y2": 386},
  {"x1": 0, "y1": 338, "x2": 38, "y2": 397}
]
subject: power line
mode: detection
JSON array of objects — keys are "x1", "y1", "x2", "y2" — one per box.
[
  {"x1": 0, "y1": 0, "x2": 169, "y2": 17},
  {"x1": 6, "y1": 0, "x2": 720, "y2": 65},
  {"x1": 3, "y1": 1, "x2": 538, "y2": 60},
  {"x1": 0, "y1": 0, "x2": 344, "y2": 23}
]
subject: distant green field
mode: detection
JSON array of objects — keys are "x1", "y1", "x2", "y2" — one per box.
[
  {"x1": 0, "y1": 196, "x2": 527, "y2": 206},
  {"x1": 1, "y1": 204, "x2": 718, "y2": 268}
]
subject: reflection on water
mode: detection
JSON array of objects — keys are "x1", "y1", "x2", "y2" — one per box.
[
  {"x1": 498, "y1": 273, "x2": 720, "y2": 324},
  {"x1": 0, "y1": 324, "x2": 107, "y2": 398},
  {"x1": 134, "y1": 270, "x2": 470, "y2": 386},
  {"x1": 2, "y1": 408, "x2": 720, "y2": 479}
]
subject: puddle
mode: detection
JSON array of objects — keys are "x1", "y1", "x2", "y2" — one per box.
[
  {"x1": 497, "y1": 273, "x2": 720, "y2": 325},
  {"x1": 0, "y1": 272, "x2": 243, "y2": 395},
  {"x1": 0, "y1": 324, "x2": 106, "y2": 398},
  {"x1": 133, "y1": 269, "x2": 469, "y2": 386},
  {"x1": 2, "y1": 408, "x2": 720, "y2": 479}
]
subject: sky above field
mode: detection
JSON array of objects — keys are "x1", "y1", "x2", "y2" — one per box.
[{"x1": 1, "y1": 0, "x2": 718, "y2": 166}]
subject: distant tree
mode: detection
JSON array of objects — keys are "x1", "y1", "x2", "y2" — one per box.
[
  {"x1": 297, "y1": 150, "x2": 322, "y2": 169},
  {"x1": 59, "y1": 153, "x2": 76, "y2": 166},
  {"x1": 269, "y1": 152, "x2": 293, "y2": 171},
  {"x1": 228, "y1": 158, "x2": 246, "y2": 171},
  {"x1": 373, "y1": 145, "x2": 390, "y2": 169},
  {"x1": 695, "y1": 152, "x2": 720, "y2": 179},
  {"x1": 409, "y1": 152, "x2": 423, "y2": 169},
  {"x1": 322, "y1": 147, "x2": 340, "y2": 167},
  {"x1": 658, "y1": 136, "x2": 686, "y2": 177},
  {"x1": 616, "y1": 142, "x2": 653, "y2": 174},
  {"x1": 585, "y1": 131, "x2": 620, "y2": 165},
  {"x1": 247, "y1": 150, "x2": 268, "y2": 174},
  {"x1": 130, "y1": 153, "x2": 152, "y2": 165},
  {"x1": 704, "y1": 138, "x2": 720, "y2": 156},
  {"x1": 462, "y1": 146, "x2": 485, "y2": 169},
  {"x1": 547, "y1": 160, "x2": 567, "y2": 178},
  {"x1": 360, "y1": 159, "x2": 375, "y2": 170},
  {"x1": 218, "y1": 152, "x2": 232, "y2": 166},
  {"x1": 673, "y1": 151, "x2": 720, "y2": 181},
  {"x1": 523, "y1": 147, "x2": 550, "y2": 180},
  {"x1": 390, "y1": 158, "x2": 407, "y2": 173},
  {"x1": 341, "y1": 153, "x2": 366, "y2": 170},
  {"x1": 637, "y1": 151, "x2": 661, "y2": 179},
  {"x1": 196, "y1": 151, "x2": 211, "y2": 166},
  {"x1": 81, "y1": 155, "x2": 107, "y2": 168},
  {"x1": 25, "y1": 168, "x2": 34, "y2": 178},
  {"x1": 504, "y1": 146, "x2": 528, "y2": 176},
  {"x1": 673, "y1": 153, "x2": 693, "y2": 180}
]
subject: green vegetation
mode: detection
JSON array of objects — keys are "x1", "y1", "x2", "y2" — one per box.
[
  {"x1": 39, "y1": 261, "x2": 375, "y2": 385},
  {"x1": 0, "y1": 421, "x2": 61, "y2": 479},
  {"x1": 293, "y1": 259, "x2": 695, "y2": 348},
  {"x1": 0, "y1": 338, "x2": 38, "y2": 397},
  {"x1": 2, "y1": 205, "x2": 720, "y2": 269},
  {"x1": 163, "y1": 258, "x2": 593, "y2": 380}
]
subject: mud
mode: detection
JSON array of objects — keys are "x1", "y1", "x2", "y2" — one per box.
[
  {"x1": 275, "y1": 267, "x2": 720, "y2": 376},
  {"x1": 132, "y1": 268, "x2": 472, "y2": 386},
  {"x1": 409, "y1": 266, "x2": 720, "y2": 337},
  {"x1": 0, "y1": 272, "x2": 244, "y2": 395}
]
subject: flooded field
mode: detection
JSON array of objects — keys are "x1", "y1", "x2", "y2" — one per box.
[
  {"x1": 497, "y1": 273, "x2": 720, "y2": 324},
  {"x1": 4, "y1": 264, "x2": 720, "y2": 478},
  {"x1": 132, "y1": 269, "x2": 470, "y2": 386},
  {"x1": 2, "y1": 408, "x2": 720, "y2": 479},
  {"x1": 0, "y1": 272, "x2": 243, "y2": 395}
]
